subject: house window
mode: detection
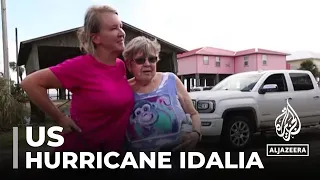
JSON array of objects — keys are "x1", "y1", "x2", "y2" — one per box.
[
  {"x1": 203, "y1": 56, "x2": 209, "y2": 65},
  {"x1": 215, "y1": 56, "x2": 220, "y2": 67},
  {"x1": 244, "y1": 56, "x2": 249, "y2": 66},
  {"x1": 262, "y1": 55, "x2": 267, "y2": 65}
]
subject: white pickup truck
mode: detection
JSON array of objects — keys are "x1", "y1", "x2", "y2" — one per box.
[{"x1": 189, "y1": 70, "x2": 320, "y2": 149}]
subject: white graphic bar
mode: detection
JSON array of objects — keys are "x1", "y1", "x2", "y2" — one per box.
[{"x1": 12, "y1": 127, "x2": 18, "y2": 169}]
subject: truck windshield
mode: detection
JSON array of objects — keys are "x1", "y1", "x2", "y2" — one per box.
[{"x1": 211, "y1": 73, "x2": 263, "y2": 91}]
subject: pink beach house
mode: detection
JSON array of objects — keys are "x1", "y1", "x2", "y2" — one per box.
[{"x1": 177, "y1": 47, "x2": 290, "y2": 91}]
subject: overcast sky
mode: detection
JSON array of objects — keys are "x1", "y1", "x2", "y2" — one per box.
[{"x1": 1, "y1": 0, "x2": 319, "y2": 81}]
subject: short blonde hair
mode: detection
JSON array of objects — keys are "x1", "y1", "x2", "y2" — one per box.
[
  {"x1": 77, "y1": 5, "x2": 118, "y2": 54},
  {"x1": 123, "y1": 36, "x2": 161, "y2": 61}
]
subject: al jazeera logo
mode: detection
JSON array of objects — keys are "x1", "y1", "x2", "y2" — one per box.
[{"x1": 266, "y1": 99, "x2": 309, "y2": 157}]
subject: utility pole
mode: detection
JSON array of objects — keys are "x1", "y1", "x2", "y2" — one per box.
[
  {"x1": 15, "y1": 28, "x2": 19, "y2": 84},
  {"x1": 1, "y1": 0, "x2": 9, "y2": 81}
]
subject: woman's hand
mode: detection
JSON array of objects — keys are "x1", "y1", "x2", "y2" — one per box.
[
  {"x1": 173, "y1": 131, "x2": 200, "y2": 152},
  {"x1": 128, "y1": 77, "x2": 136, "y2": 86},
  {"x1": 57, "y1": 115, "x2": 82, "y2": 134}
]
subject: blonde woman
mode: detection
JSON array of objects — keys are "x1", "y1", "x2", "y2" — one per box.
[{"x1": 21, "y1": 5, "x2": 134, "y2": 153}]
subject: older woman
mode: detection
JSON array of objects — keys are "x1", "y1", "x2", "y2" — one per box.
[
  {"x1": 123, "y1": 36, "x2": 201, "y2": 153},
  {"x1": 21, "y1": 5, "x2": 134, "y2": 153}
]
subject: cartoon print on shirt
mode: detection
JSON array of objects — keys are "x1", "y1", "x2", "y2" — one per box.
[
  {"x1": 127, "y1": 94, "x2": 179, "y2": 141},
  {"x1": 130, "y1": 100, "x2": 159, "y2": 137}
]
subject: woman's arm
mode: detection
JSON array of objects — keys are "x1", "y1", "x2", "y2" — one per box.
[
  {"x1": 22, "y1": 68, "x2": 81, "y2": 132},
  {"x1": 174, "y1": 75, "x2": 201, "y2": 133},
  {"x1": 21, "y1": 58, "x2": 83, "y2": 132},
  {"x1": 21, "y1": 69, "x2": 67, "y2": 122}
]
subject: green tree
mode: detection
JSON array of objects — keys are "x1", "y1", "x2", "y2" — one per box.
[
  {"x1": 9, "y1": 61, "x2": 25, "y2": 83},
  {"x1": 298, "y1": 60, "x2": 319, "y2": 77}
]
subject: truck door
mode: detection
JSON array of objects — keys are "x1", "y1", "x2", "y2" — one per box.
[
  {"x1": 256, "y1": 73, "x2": 291, "y2": 127},
  {"x1": 287, "y1": 72, "x2": 320, "y2": 124}
]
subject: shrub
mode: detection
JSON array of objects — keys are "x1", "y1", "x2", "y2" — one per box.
[{"x1": 0, "y1": 77, "x2": 28, "y2": 132}]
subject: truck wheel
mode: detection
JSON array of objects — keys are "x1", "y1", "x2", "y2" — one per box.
[{"x1": 221, "y1": 116, "x2": 253, "y2": 150}]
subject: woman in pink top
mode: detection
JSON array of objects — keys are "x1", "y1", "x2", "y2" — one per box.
[{"x1": 21, "y1": 5, "x2": 134, "y2": 153}]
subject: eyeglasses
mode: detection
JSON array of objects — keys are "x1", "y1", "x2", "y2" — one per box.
[{"x1": 133, "y1": 56, "x2": 158, "y2": 65}]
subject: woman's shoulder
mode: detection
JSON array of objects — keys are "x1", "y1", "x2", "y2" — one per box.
[
  {"x1": 157, "y1": 72, "x2": 176, "y2": 77},
  {"x1": 116, "y1": 58, "x2": 125, "y2": 63},
  {"x1": 161, "y1": 71, "x2": 178, "y2": 76},
  {"x1": 116, "y1": 58, "x2": 126, "y2": 68},
  {"x1": 60, "y1": 54, "x2": 91, "y2": 67},
  {"x1": 161, "y1": 72, "x2": 179, "y2": 81},
  {"x1": 49, "y1": 55, "x2": 89, "y2": 72},
  {"x1": 70, "y1": 54, "x2": 92, "y2": 62}
]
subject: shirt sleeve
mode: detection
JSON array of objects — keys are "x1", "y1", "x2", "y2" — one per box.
[{"x1": 49, "y1": 57, "x2": 83, "y2": 92}]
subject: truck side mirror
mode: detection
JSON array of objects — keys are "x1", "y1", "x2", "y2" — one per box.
[{"x1": 258, "y1": 84, "x2": 278, "y2": 94}]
